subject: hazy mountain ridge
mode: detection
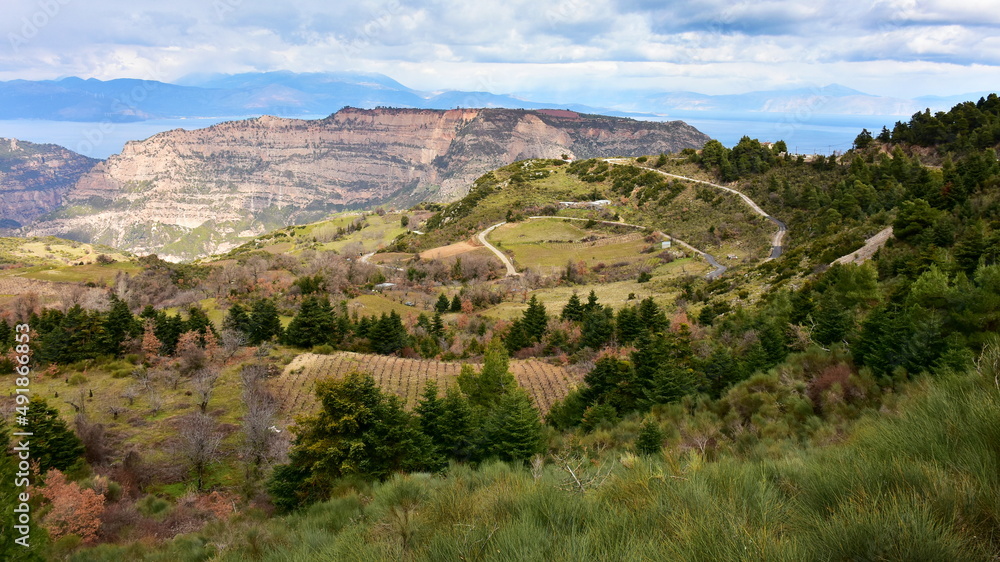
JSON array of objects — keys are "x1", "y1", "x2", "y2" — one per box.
[
  {"x1": 0, "y1": 72, "x2": 645, "y2": 122},
  {"x1": 0, "y1": 72, "x2": 981, "y2": 123},
  {"x1": 23, "y1": 107, "x2": 709, "y2": 260}
]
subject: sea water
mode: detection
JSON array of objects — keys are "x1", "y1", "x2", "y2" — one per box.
[{"x1": 0, "y1": 112, "x2": 907, "y2": 160}]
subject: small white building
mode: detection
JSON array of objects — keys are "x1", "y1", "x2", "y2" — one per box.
[{"x1": 559, "y1": 200, "x2": 612, "y2": 209}]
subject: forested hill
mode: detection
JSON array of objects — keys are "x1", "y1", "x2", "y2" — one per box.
[
  {"x1": 4, "y1": 96, "x2": 1000, "y2": 560},
  {"x1": 883, "y1": 92, "x2": 1000, "y2": 152}
]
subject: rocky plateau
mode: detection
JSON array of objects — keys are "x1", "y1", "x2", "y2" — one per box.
[{"x1": 17, "y1": 107, "x2": 710, "y2": 259}]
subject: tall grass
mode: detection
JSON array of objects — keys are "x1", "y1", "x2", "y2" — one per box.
[{"x1": 71, "y1": 366, "x2": 1000, "y2": 561}]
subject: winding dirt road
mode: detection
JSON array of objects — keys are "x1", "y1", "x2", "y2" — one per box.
[
  {"x1": 478, "y1": 215, "x2": 728, "y2": 280},
  {"x1": 605, "y1": 159, "x2": 787, "y2": 261},
  {"x1": 477, "y1": 221, "x2": 520, "y2": 276}
]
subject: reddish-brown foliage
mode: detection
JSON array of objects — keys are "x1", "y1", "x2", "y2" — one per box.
[
  {"x1": 40, "y1": 469, "x2": 106, "y2": 544},
  {"x1": 141, "y1": 320, "x2": 161, "y2": 360},
  {"x1": 806, "y1": 363, "x2": 864, "y2": 414}
]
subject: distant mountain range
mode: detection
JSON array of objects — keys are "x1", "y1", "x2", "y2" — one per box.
[
  {"x1": 0, "y1": 71, "x2": 987, "y2": 123},
  {"x1": 608, "y1": 85, "x2": 993, "y2": 117},
  {"x1": 0, "y1": 71, "x2": 642, "y2": 122}
]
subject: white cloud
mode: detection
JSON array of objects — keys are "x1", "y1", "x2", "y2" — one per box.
[{"x1": 0, "y1": 0, "x2": 997, "y2": 101}]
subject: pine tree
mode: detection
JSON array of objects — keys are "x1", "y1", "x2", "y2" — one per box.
[
  {"x1": 635, "y1": 419, "x2": 664, "y2": 455},
  {"x1": 0, "y1": 319, "x2": 12, "y2": 352},
  {"x1": 505, "y1": 319, "x2": 531, "y2": 353},
  {"x1": 582, "y1": 356, "x2": 638, "y2": 413},
  {"x1": 356, "y1": 315, "x2": 372, "y2": 338},
  {"x1": 585, "y1": 290, "x2": 600, "y2": 312},
  {"x1": 248, "y1": 299, "x2": 283, "y2": 344},
  {"x1": 522, "y1": 295, "x2": 548, "y2": 342},
  {"x1": 270, "y1": 373, "x2": 434, "y2": 509},
  {"x1": 414, "y1": 381, "x2": 448, "y2": 469},
  {"x1": 813, "y1": 291, "x2": 851, "y2": 346},
  {"x1": 800, "y1": 183, "x2": 820, "y2": 210},
  {"x1": 435, "y1": 293, "x2": 451, "y2": 314},
  {"x1": 284, "y1": 295, "x2": 335, "y2": 348},
  {"x1": 458, "y1": 338, "x2": 516, "y2": 408},
  {"x1": 482, "y1": 390, "x2": 542, "y2": 464},
  {"x1": 561, "y1": 292, "x2": 585, "y2": 322},
  {"x1": 581, "y1": 305, "x2": 615, "y2": 349},
  {"x1": 25, "y1": 397, "x2": 84, "y2": 473},
  {"x1": 616, "y1": 306, "x2": 642, "y2": 344},
  {"x1": 155, "y1": 312, "x2": 185, "y2": 355},
  {"x1": 702, "y1": 346, "x2": 745, "y2": 398},
  {"x1": 40, "y1": 305, "x2": 104, "y2": 364},
  {"x1": 646, "y1": 365, "x2": 698, "y2": 405},
  {"x1": 103, "y1": 294, "x2": 139, "y2": 356},
  {"x1": 854, "y1": 304, "x2": 905, "y2": 377},
  {"x1": 0, "y1": 416, "x2": 41, "y2": 557},
  {"x1": 415, "y1": 381, "x2": 444, "y2": 440},
  {"x1": 223, "y1": 302, "x2": 250, "y2": 335},
  {"x1": 439, "y1": 385, "x2": 477, "y2": 461},
  {"x1": 637, "y1": 297, "x2": 667, "y2": 334},
  {"x1": 450, "y1": 294, "x2": 462, "y2": 313},
  {"x1": 416, "y1": 313, "x2": 431, "y2": 332},
  {"x1": 431, "y1": 311, "x2": 445, "y2": 337},
  {"x1": 185, "y1": 306, "x2": 216, "y2": 342},
  {"x1": 369, "y1": 312, "x2": 408, "y2": 355}
]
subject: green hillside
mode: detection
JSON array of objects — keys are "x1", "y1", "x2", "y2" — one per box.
[{"x1": 5, "y1": 96, "x2": 1000, "y2": 560}]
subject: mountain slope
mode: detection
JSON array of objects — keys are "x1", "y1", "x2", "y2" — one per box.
[
  {"x1": 0, "y1": 138, "x2": 98, "y2": 227},
  {"x1": 25, "y1": 107, "x2": 710, "y2": 260}
]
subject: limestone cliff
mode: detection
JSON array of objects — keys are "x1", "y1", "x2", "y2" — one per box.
[
  {"x1": 0, "y1": 138, "x2": 98, "y2": 227},
  {"x1": 28, "y1": 108, "x2": 710, "y2": 259}
]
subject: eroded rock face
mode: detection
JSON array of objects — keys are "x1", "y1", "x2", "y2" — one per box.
[
  {"x1": 28, "y1": 108, "x2": 710, "y2": 259},
  {"x1": 0, "y1": 138, "x2": 98, "y2": 226}
]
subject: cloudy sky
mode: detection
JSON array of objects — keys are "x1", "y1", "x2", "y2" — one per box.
[{"x1": 3, "y1": 0, "x2": 999, "y2": 101}]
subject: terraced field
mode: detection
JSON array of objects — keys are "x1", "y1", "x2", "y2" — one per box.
[{"x1": 274, "y1": 351, "x2": 582, "y2": 416}]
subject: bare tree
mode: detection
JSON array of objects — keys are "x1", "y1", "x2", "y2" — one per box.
[
  {"x1": 193, "y1": 367, "x2": 221, "y2": 414},
  {"x1": 122, "y1": 384, "x2": 141, "y2": 407},
  {"x1": 147, "y1": 386, "x2": 164, "y2": 414},
  {"x1": 175, "y1": 413, "x2": 223, "y2": 491},
  {"x1": 154, "y1": 367, "x2": 182, "y2": 391},
  {"x1": 59, "y1": 285, "x2": 87, "y2": 312},
  {"x1": 75, "y1": 413, "x2": 110, "y2": 466},
  {"x1": 240, "y1": 364, "x2": 280, "y2": 486},
  {"x1": 13, "y1": 292, "x2": 40, "y2": 323},
  {"x1": 219, "y1": 329, "x2": 248, "y2": 360},
  {"x1": 245, "y1": 256, "x2": 269, "y2": 280},
  {"x1": 65, "y1": 388, "x2": 87, "y2": 415},
  {"x1": 254, "y1": 341, "x2": 273, "y2": 359}
]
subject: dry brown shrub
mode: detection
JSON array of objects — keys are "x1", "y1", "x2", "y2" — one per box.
[
  {"x1": 806, "y1": 363, "x2": 864, "y2": 414},
  {"x1": 40, "y1": 469, "x2": 106, "y2": 544}
]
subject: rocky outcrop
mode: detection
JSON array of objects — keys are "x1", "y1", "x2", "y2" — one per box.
[
  {"x1": 28, "y1": 108, "x2": 710, "y2": 259},
  {"x1": 0, "y1": 138, "x2": 98, "y2": 226}
]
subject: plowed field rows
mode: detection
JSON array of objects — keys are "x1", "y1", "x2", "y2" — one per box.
[{"x1": 273, "y1": 352, "x2": 582, "y2": 417}]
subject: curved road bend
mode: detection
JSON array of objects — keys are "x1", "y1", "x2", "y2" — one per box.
[
  {"x1": 477, "y1": 221, "x2": 520, "y2": 276},
  {"x1": 479, "y1": 216, "x2": 727, "y2": 280},
  {"x1": 605, "y1": 159, "x2": 787, "y2": 260}
]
